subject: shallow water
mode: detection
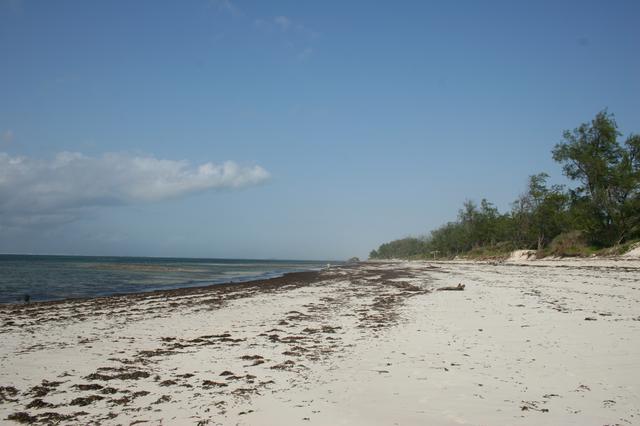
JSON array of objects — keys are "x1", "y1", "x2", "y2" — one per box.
[{"x1": 0, "y1": 255, "x2": 334, "y2": 304}]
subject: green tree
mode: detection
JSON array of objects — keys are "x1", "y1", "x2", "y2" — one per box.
[
  {"x1": 516, "y1": 173, "x2": 568, "y2": 250},
  {"x1": 369, "y1": 237, "x2": 427, "y2": 259},
  {"x1": 552, "y1": 110, "x2": 640, "y2": 245}
]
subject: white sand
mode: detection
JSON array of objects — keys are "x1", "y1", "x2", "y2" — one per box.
[
  {"x1": 507, "y1": 250, "x2": 537, "y2": 261},
  {"x1": 1, "y1": 260, "x2": 639, "y2": 425},
  {"x1": 623, "y1": 243, "x2": 640, "y2": 258}
]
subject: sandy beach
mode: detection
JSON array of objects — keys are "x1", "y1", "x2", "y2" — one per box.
[{"x1": 1, "y1": 259, "x2": 639, "y2": 425}]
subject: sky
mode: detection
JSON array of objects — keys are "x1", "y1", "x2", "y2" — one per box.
[{"x1": 1, "y1": 0, "x2": 639, "y2": 260}]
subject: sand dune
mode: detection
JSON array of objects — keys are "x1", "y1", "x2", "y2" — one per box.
[{"x1": 1, "y1": 260, "x2": 639, "y2": 425}]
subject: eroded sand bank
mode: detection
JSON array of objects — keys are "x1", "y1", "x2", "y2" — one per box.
[{"x1": 1, "y1": 260, "x2": 639, "y2": 425}]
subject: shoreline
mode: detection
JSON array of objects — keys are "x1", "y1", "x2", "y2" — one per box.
[
  {"x1": 0, "y1": 269, "x2": 324, "y2": 312},
  {"x1": 0, "y1": 255, "x2": 337, "y2": 306},
  {"x1": 0, "y1": 269, "x2": 324, "y2": 309},
  {"x1": 1, "y1": 260, "x2": 639, "y2": 425}
]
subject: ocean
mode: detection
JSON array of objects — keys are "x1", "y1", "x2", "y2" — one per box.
[{"x1": 0, "y1": 255, "x2": 334, "y2": 304}]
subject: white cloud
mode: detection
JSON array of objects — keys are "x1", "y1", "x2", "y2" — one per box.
[
  {"x1": 209, "y1": 0, "x2": 241, "y2": 16},
  {"x1": 0, "y1": 152, "x2": 270, "y2": 228},
  {"x1": 274, "y1": 15, "x2": 291, "y2": 31}
]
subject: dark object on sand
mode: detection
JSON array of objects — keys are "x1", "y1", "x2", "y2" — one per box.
[{"x1": 437, "y1": 283, "x2": 465, "y2": 291}]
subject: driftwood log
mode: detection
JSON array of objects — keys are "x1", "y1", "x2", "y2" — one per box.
[{"x1": 436, "y1": 283, "x2": 465, "y2": 291}]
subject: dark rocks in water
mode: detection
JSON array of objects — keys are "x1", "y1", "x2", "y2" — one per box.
[{"x1": 346, "y1": 257, "x2": 360, "y2": 264}]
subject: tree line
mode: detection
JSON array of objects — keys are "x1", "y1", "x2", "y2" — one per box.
[{"x1": 370, "y1": 111, "x2": 640, "y2": 259}]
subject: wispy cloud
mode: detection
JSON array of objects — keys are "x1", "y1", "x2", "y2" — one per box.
[
  {"x1": 274, "y1": 15, "x2": 291, "y2": 31},
  {"x1": 209, "y1": 0, "x2": 241, "y2": 16},
  {"x1": 0, "y1": 152, "x2": 270, "y2": 229},
  {"x1": 209, "y1": 3, "x2": 320, "y2": 59},
  {"x1": 255, "y1": 15, "x2": 318, "y2": 37},
  {"x1": 253, "y1": 15, "x2": 319, "y2": 59}
]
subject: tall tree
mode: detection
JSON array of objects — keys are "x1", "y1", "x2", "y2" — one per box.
[
  {"x1": 552, "y1": 110, "x2": 640, "y2": 245},
  {"x1": 517, "y1": 173, "x2": 568, "y2": 250}
]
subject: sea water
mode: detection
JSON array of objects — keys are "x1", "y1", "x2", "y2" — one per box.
[{"x1": 0, "y1": 255, "x2": 333, "y2": 304}]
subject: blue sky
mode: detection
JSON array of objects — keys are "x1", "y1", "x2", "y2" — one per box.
[{"x1": 1, "y1": 0, "x2": 639, "y2": 260}]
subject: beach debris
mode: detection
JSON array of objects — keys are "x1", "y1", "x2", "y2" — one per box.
[
  {"x1": 0, "y1": 385, "x2": 19, "y2": 403},
  {"x1": 231, "y1": 387, "x2": 259, "y2": 397},
  {"x1": 38, "y1": 412, "x2": 78, "y2": 423},
  {"x1": 271, "y1": 360, "x2": 296, "y2": 370},
  {"x1": 26, "y1": 398, "x2": 56, "y2": 409},
  {"x1": 74, "y1": 383, "x2": 103, "y2": 391},
  {"x1": 7, "y1": 412, "x2": 38, "y2": 424},
  {"x1": 437, "y1": 283, "x2": 465, "y2": 291},
  {"x1": 584, "y1": 317, "x2": 597, "y2": 321},
  {"x1": 152, "y1": 395, "x2": 172, "y2": 404},
  {"x1": 202, "y1": 380, "x2": 228, "y2": 388},
  {"x1": 108, "y1": 395, "x2": 130, "y2": 405},
  {"x1": 224, "y1": 374, "x2": 244, "y2": 381},
  {"x1": 27, "y1": 380, "x2": 63, "y2": 398},
  {"x1": 240, "y1": 355, "x2": 264, "y2": 361},
  {"x1": 520, "y1": 400, "x2": 549, "y2": 412},
  {"x1": 69, "y1": 394, "x2": 104, "y2": 406},
  {"x1": 85, "y1": 370, "x2": 150, "y2": 381}
]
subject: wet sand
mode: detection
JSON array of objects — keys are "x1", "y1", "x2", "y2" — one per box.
[{"x1": 1, "y1": 260, "x2": 639, "y2": 425}]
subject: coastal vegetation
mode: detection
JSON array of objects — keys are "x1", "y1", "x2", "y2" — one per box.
[{"x1": 370, "y1": 111, "x2": 640, "y2": 260}]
